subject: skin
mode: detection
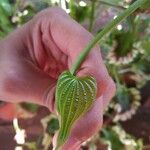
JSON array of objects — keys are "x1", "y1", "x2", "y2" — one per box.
[{"x1": 0, "y1": 7, "x2": 116, "y2": 150}]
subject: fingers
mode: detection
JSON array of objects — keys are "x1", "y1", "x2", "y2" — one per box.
[
  {"x1": 29, "y1": 7, "x2": 116, "y2": 112},
  {"x1": 31, "y1": 7, "x2": 116, "y2": 108},
  {"x1": 42, "y1": 7, "x2": 116, "y2": 107}
]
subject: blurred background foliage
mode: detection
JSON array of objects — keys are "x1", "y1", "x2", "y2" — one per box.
[{"x1": 0, "y1": 0, "x2": 150, "y2": 150}]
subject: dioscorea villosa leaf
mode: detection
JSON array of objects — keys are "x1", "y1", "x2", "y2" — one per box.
[{"x1": 55, "y1": 71, "x2": 97, "y2": 149}]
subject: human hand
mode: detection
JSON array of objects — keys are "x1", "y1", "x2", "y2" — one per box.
[{"x1": 0, "y1": 7, "x2": 115, "y2": 149}]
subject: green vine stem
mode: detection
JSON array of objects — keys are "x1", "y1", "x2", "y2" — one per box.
[
  {"x1": 113, "y1": 66, "x2": 121, "y2": 86},
  {"x1": 89, "y1": 0, "x2": 96, "y2": 32},
  {"x1": 69, "y1": 0, "x2": 75, "y2": 18},
  {"x1": 70, "y1": 0, "x2": 148, "y2": 75}
]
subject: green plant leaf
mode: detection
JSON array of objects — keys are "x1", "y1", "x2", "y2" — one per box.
[
  {"x1": 116, "y1": 86, "x2": 130, "y2": 111},
  {"x1": 112, "y1": 30, "x2": 135, "y2": 57},
  {"x1": 142, "y1": 40, "x2": 150, "y2": 55},
  {"x1": 140, "y1": 0, "x2": 150, "y2": 9},
  {"x1": 47, "y1": 118, "x2": 59, "y2": 135},
  {"x1": 55, "y1": 71, "x2": 97, "y2": 149},
  {"x1": 101, "y1": 127, "x2": 124, "y2": 150},
  {"x1": 21, "y1": 103, "x2": 39, "y2": 113}
]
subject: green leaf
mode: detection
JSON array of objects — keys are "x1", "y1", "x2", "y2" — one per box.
[
  {"x1": 55, "y1": 71, "x2": 97, "y2": 149},
  {"x1": 47, "y1": 118, "x2": 59, "y2": 135},
  {"x1": 140, "y1": 0, "x2": 150, "y2": 9},
  {"x1": 101, "y1": 127, "x2": 124, "y2": 150},
  {"x1": 116, "y1": 85, "x2": 130, "y2": 111},
  {"x1": 142, "y1": 40, "x2": 150, "y2": 55},
  {"x1": 0, "y1": 0, "x2": 12, "y2": 16},
  {"x1": 21, "y1": 103, "x2": 39, "y2": 113},
  {"x1": 69, "y1": 2, "x2": 90, "y2": 23},
  {"x1": 112, "y1": 30, "x2": 135, "y2": 57}
]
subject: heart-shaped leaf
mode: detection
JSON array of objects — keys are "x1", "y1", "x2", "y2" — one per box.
[{"x1": 55, "y1": 71, "x2": 97, "y2": 149}]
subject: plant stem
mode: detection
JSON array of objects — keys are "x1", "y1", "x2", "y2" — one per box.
[
  {"x1": 113, "y1": 66, "x2": 120, "y2": 86},
  {"x1": 89, "y1": 0, "x2": 96, "y2": 32},
  {"x1": 69, "y1": 0, "x2": 74, "y2": 18},
  {"x1": 70, "y1": 0, "x2": 147, "y2": 75}
]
